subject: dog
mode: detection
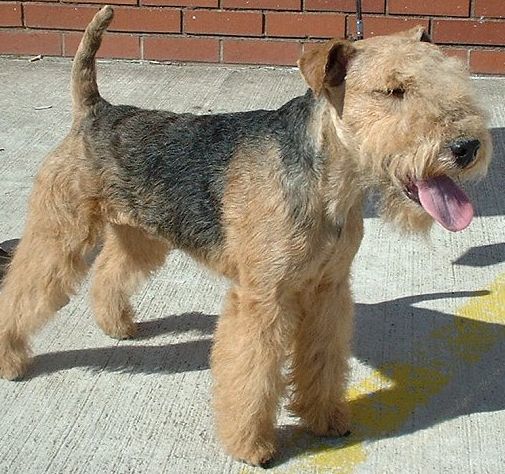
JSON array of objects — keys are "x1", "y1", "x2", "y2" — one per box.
[{"x1": 0, "y1": 6, "x2": 491, "y2": 466}]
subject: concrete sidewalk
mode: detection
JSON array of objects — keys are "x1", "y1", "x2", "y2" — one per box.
[{"x1": 0, "y1": 57, "x2": 504, "y2": 474}]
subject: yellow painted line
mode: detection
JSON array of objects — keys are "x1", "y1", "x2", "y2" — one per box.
[
  {"x1": 433, "y1": 273, "x2": 505, "y2": 364},
  {"x1": 299, "y1": 363, "x2": 448, "y2": 473}
]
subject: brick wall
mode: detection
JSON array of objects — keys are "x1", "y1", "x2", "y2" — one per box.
[{"x1": 1, "y1": 1, "x2": 504, "y2": 74}]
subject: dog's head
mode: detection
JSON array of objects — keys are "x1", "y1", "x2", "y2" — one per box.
[{"x1": 298, "y1": 27, "x2": 492, "y2": 233}]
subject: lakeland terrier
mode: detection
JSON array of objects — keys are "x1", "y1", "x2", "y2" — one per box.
[{"x1": 0, "y1": 6, "x2": 491, "y2": 466}]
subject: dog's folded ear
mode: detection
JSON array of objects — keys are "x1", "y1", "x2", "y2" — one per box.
[
  {"x1": 297, "y1": 40, "x2": 356, "y2": 97},
  {"x1": 395, "y1": 25, "x2": 432, "y2": 43}
]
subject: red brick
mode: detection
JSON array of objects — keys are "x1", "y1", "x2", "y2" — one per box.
[
  {"x1": 0, "y1": 2, "x2": 22, "y2": 27},
  {"x1": 25, "y1": 4, "x2": 105, "y2": 29},
  {"x1": 0, "y1": 29, "x2": 61, "y2": 55},
  {"x1": 24, "y1": 4, "x2": 181, "y2": 33},
  {"x1": 63, "y1": 32, "x2": 140, "y2": 58},
  {"x1": 184, "y1": 10, "x2": 262, "y2": 36},
  {"x1": 265, "y1": 12, "x2": 345, "y2": 38},
  {"x1": 302, "y1": 40, "x2": 327, "y2": 53},
  {"x1": 440, "y1": 46, "x2": 470, "y2": 63},
  {"x1": 388, "y1": 0, "x2": 469, "y2": 17},
  {"x1": 470, "y1": 49, "x2": 505, "y2": 74},
  {"x1": 221, "y1": 0, "x2": 301, "y2": 10},
  {"x1": 347, "y1": 16, "x2": 430, "y2": 38},
  {"x1": 432, "y1": 19, "x2": 505, "y2": 46},
  {"x1": 305, "y1": 0, "x2": 384, "y2": 13},
  {"x1": 475, "y1": 0, "x2": 505, "y2": 18},
  {"x1": 63, "y1": 0, "x2": 138, "y2": 5},
  {"x1": 112, "y1": 7, "x2": 181, "y2": 32},
  {"x1": 143, "y1": 36, "x2": 219, "y2": 62},
  {"x1": 141, "y1": 0, "x2": 218, "y2": 6},
  {"x1": 223, "y1": 39, "x2": 301, "y2": 65}
]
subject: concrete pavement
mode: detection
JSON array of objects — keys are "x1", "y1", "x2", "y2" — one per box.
[{"x1": 0, "y1": 57, "x2": 504, "y2": 473}]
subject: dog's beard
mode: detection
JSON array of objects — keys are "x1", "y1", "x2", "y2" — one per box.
[{"x1": 377, "y1": 185, "x2": 434, "y2": 234}]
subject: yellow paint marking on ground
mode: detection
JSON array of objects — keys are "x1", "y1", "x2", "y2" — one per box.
[
  {"x1": 305, "y1": 440, "x2": 366, "y2": 474},
  {"x1": 432, "y1": 273, "x2": 505, "y2": 364},
  {"x1": 457, "y1": 273, "x2": 505, "y2": 324},
  {"x1": 303, "y1": 363, "x2": 448, "y2": 473},
  {"x1": 453, "y1": 273, "x2": 505, "y2": 363},
  {"x1": 348, "y1": 363, "x2": 450, "y2": 436}
]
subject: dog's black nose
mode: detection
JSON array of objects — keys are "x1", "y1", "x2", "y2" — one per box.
[{"x1": 450, "y1": 139, "x2": 481, "y2": 168}]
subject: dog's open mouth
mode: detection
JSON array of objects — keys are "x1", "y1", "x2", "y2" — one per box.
[{"x1": 404, "y1": 175, "x2": 474, "y2": 232}]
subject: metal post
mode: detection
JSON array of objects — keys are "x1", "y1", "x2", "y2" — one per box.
[{"x1": 356, "y1": 0, "x2": 364, "y2": 40}]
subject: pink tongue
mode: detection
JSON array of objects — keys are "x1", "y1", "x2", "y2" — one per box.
[{"x1": 416, "y1": 176, "x2": 474, "y2": 232}]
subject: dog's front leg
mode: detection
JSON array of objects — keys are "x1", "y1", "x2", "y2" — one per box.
[
  {"x1": 211, "y1": 285, "x2": 292, "y2": 466},
  {"x1": 289, "y1": 275, "x2": 354, "y2": 437}
]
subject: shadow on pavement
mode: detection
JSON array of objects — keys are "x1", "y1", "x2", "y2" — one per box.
[
  {"x1": 469, "y1": 127, "x2": 505, "y2": 217},
  {"x1": 29, "y1": 312, "x2": 217, "y2": 379},
  {"x1": 453, "y1": 242, "x2": 505, "y2": 267}
]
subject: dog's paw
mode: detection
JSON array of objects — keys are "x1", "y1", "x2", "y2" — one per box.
[
  {"x1": 304, "y1": 402, "x2": 351, "y2": 437},
  {"x1": 0, "y1": 342, "x2": 30, "y2": 380},
  {"x1": 100, "y1": 320, "x2": 138, "y2": 340},
  {"x1": 96, "y1": 306, "x2": 138, "y2": 340},
  {"x1": 236, "y1": 441, "x2": 276, "y2": 467},
  {"x1": 0, "y1": 360, "x2": 28, "y2": 380}
]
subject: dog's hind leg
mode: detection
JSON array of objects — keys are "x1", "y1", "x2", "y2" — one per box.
[
  {"x1": 91, "y1": 224, "x2": 170, "y2": 339},
  {"x1": 0, "y1": 143, "x2": 102, "y2": 380}
]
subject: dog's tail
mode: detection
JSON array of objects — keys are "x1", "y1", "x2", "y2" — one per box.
[{"x1": 71, "y1": 5, "x2": 113, "y2": 115}]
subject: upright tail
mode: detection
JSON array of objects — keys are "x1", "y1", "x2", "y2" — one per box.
[{"x1": 71, "y1": 6, "x2": 113, "y2": 115}]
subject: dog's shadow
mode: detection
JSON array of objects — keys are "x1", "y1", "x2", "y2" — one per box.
[
  {"x1": 28, "y1": 282, "x2": 505, "y2": 467},
  {"x1": 29, "y1": 311, "x2": 217, "y2": 378}
]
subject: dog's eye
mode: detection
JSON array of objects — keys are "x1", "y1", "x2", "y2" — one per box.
[
  {"x1": 372, "y1": 88, "x2": 406, "y2": 99},
  {"x1": 386, "y1": 88, "x2": 405, "y2": 98}
]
